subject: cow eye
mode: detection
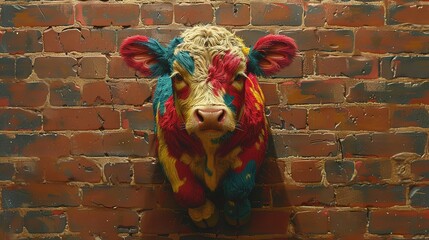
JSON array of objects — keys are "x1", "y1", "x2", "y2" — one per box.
[
  {"x1": 234, "y1": 74, "x2": 246, "y2": 82},
  {"x1": 172, "y1": 74, "x2": 184, "y2": 82}
]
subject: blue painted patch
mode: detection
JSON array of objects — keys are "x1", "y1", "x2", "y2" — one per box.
[
  {"x1": 223, "y1": 94, "x2": 236, "y2": 114},
  {"x1": 223, "y1": 160, "x2": 256, "y2": 200},
  {"x1": 224, "y1": 198, "x2": 251, "y2": 220},
  {"x1": 153, "y1": 75, "x2": 173, "y2": 118},
  {"x1": 247, "y1": 47, "x2": 265, "y2": 76},
  {"x1": 175, "y1": 51, "x2": 194, "y2": 74}
]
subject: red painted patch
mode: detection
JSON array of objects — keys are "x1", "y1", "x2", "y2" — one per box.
[
  {"x1": 208, "y1": 52, "x2": 242, "y2": 95},
  {"x1": 158, "y1": 97, "x2": 205, "y2": 159},
  {"x1": 174, "y1": 85, "x2": 190, "y2": 100}
]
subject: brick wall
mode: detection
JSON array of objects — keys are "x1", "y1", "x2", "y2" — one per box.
[{"x1": 0, "y1": 1, "x2": 428, "y2": 239}]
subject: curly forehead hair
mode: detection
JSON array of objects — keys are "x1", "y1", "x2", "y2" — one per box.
[{"x1": 174, "y1": 26, "x2": 247, "y2": 81}]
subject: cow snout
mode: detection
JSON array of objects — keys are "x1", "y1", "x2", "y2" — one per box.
[{"x1": 195, "y1": 108, "x2": 226, "y2": 131}]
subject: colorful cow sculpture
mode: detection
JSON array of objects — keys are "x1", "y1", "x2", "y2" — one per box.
[{"x1": 120, "y1": 26, "x2": 296, "y2": 227}]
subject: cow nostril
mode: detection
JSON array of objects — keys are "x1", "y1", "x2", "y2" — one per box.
[
  {"x1": 217, "y1": 110, "x2": 225, "y2": 122},
  {"x1": 196, "y1": 110, "x2": 204, "y2": 123}
]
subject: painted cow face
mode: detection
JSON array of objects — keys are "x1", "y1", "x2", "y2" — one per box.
[{"x1": 120, "y1": 26, "x2": 297, "y2": 142}]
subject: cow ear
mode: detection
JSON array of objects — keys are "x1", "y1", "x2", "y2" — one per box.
[
  {"x1": 120, "y1": 35, "x2": 170, "y2": 77},
  {"x1": 247, "y1": 35, "x2": 297, "y2": 77}
]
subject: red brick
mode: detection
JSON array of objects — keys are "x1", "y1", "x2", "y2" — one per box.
[
  {"x1": 390, "y1": 106, "x2": 429, "y2": 128},
  {"x1": 43, "y1": 107, "x2": 120, "y2": 131},
  {"x1": 154, "y1": 185, "x2": 181, "y2": 209},
  {"x1": 22, "y1": 134, "x2": 70, "y2": 158},
  {"x1": 44, "y1": 28, "x2": 116, "y2": 53},
  {"x1": 68, "y1": 209, "x2": 139, "y2": 236},
  {"x1": 122, "y1": 107, "x2": 154, "y2": 130},
  {"x1": 34, "y1": 57, "x2": 77, "y2": 79},
  {"x1": 272, "y1": 133, "x2": 338, "y2": 158},
  {"x1": 280, "y1": 29, "x2": 353, "y2": 52},
  {"x1": 256, "y1": 160, "x2": 286, "y2": 184},
  {"x1": 75, "y1": 3, "x2": 139, "y2": 27},
  {"x1": 341, "y1": 132, "x2": 427, "y2": 158},
  {"x1": 411, "y1": 160, "x2": 429, "y2": 181},
  {"x1": 347, "y1": 81, "x2": 429, "y2": 104},
  {"x1": 1, "y1": 30, "x2": 42, "y2": 54},
  {"x1": 134, "y1": 161, "x2": 165, "y2": 184},
  {"x1": 82, "y1": 81, "x2": 112, "y2": 105},
  {"x1": 78, "y1": 56, "x2": 107, "y2": 79},
  {"x1": 267, "y1": 107, "x2": 307, "y2": 130},
  {"x1": 234, "y1": 29, "x2": 269, "y2": 46},
  {"x1": 82, "y1": 186, "x2": 156, "y2": 209},
  {"x1": 324, "y1": 3, "x2": 384, "y2": 26},
  {"x1": 317, "y1": 55, "x2": 379, "y2": 79},
  {"x1": 0, "y1": 211, "x2": 23, "y2": 234},
  {"x1": 0, "y1": 82, "x2": 48, "y2": 107},
  {"x1": 24, "y1": 210, "x2": 66, "y2": 233},
  {"x1": 272, "y1": 185, "x2": 334, "y2": 207},
  {"x1": 241, "y1": 210, "x2": 292, "y2": 235},
  {"x1": 251, "y1": 3, "x2": 302, "y2": 26},
  {"x1": 110, "y1": 81, "x2": 152, "y2": 105},
  {"x1": 140, "y1": 209, "x2": 193, "y2": 234},
  {"x1": 279, "y1": 79, "x2": 345, "y2": 104},
  {"x1": 104, "y1": 162, "x2": 132, "y2": 184},
  {"x1": 250, "y1": 186, "x2": 272, "y2": 208},
  {"x1": 325, "y1": 160, "x2": 354, "y2": 184},
  {"x1": 2, "y1": 184, "x2": 80, "y2": 208},
  {"x1": 174, "y1": 4, "x2": 213, "y2": 26},
  {"x1": 118, "y1": 28, "x2": 183, "y2": 46},
  {"x1": 355, "y1": 160, "x2": 392, "y2": 183},
  {"x1": 141, "y1": 3, "x2": 173, "y2": 25},
  {"x1": 108, "y1": 56, "x2": 136, "y2": 78},
  {"x1": 369, "y1": 210, "x2": 429, "y2": 235},
  {"x1": 71, "y1": 132, "x2": 104, "y2": 157},
  {"x1": 0, "y1": 57, "x2": 32, "y2": 79},
  {"x1": 0, "y1": 4, "x2": 74, "y2": 27},
  {"x1": 293, "y1": 210, "x2": 329, "y2": 234},
  {"x1": 336, "y1": 185, "x2": 406, "y2": 207},
  {"x1": 0, "y1": 163, "x2": 15, "y2": 181},
  {"x1": 216, "y1": 3, "x2": 250, "y2": 26},
  {"x1": 45, "y1": 157, "x2": 102, "y2": 183},
  {"x1": 305, "y1": 5, "x2": 326, "y2": 27},
  {"x1": 388, "y1": 4, "x2": 429, "y2": 25},
  {"x1": 273, "y1": 55, "x2": 303, "y2": 78},
  {"x1": 0, "y1": 109, "x2": 42, "y2": 131},
  {"x1": 103, "y1": 130, "x2": 150, "y2": 157},
  {"x1": 308, "y1": 107, "x2": 389, "y2": 131},
  {"x1": 14, "y1": 161, "x2": 43, "y2": 183},
  {"x1": 259, "y1": 82, "x2": 279, "y2": 105},
  {"x1": 382, "y1": 56, "x2": 429, "y2": 79},
  {"x1": 291, "y1": 160, "x2": 322, "y2": 183},
  {"x1": 0, "y1": 134, "x2": 70, "y2": 158},
  {"x1": 49, "y1": 81, "x2": 82, "y2": 106},
  {"x1": 356, "y1": 28, "x2": 429, "y2": 54},
  {"x1": 410, "y1": 185, "x2": 429, "y2": 207},
  {"x1": 329, "y1": 211, "x2": 367, "y2": 236}
]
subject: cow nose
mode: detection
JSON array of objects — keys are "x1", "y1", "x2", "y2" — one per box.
[{"x1": 195, "y1": 108, "x2": 226, "y2": 131}]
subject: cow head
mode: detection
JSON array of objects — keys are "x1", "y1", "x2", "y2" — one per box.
[{"x1": 120, "y1": 26, "x2": 297, "y2": 142}]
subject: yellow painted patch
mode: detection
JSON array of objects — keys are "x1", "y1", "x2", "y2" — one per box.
[{"x1": 158, "y1": 128, "x2": 185, "y2": 192}]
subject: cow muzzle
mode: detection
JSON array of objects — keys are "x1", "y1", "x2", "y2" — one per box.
[{"x1": 194, "y1": 107, "x2": 226, "y2": 132}]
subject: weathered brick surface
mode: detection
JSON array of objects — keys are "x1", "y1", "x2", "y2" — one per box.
[
  {"x1": 75, "y1": 3, "x2": 139, "y2": 27},
  {"x1": 174, "y1": 4, "x2": 213, "y2": 26},
  {"x1": 1, "y1": 1, "x2": 429, "y2": 239},
  {"x1": 216, "y1": 3, "x2": 250, "y2": 26},
  {"x1": 251, "y1": 3, "x2": 303, "y2": 26},
  {"x1": 141, "y1": 3, "x2": 173, "y2": 25},
  {"x1": 0, "y1": 4, "x2": 74, "y2": 27},
  {"x1": 44, "y1": 28, "x2": 116, "y2": 53}
]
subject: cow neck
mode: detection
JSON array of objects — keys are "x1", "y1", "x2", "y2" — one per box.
[{"x1": 199, "y1": 135, "x2": 221, "y2": 192}]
